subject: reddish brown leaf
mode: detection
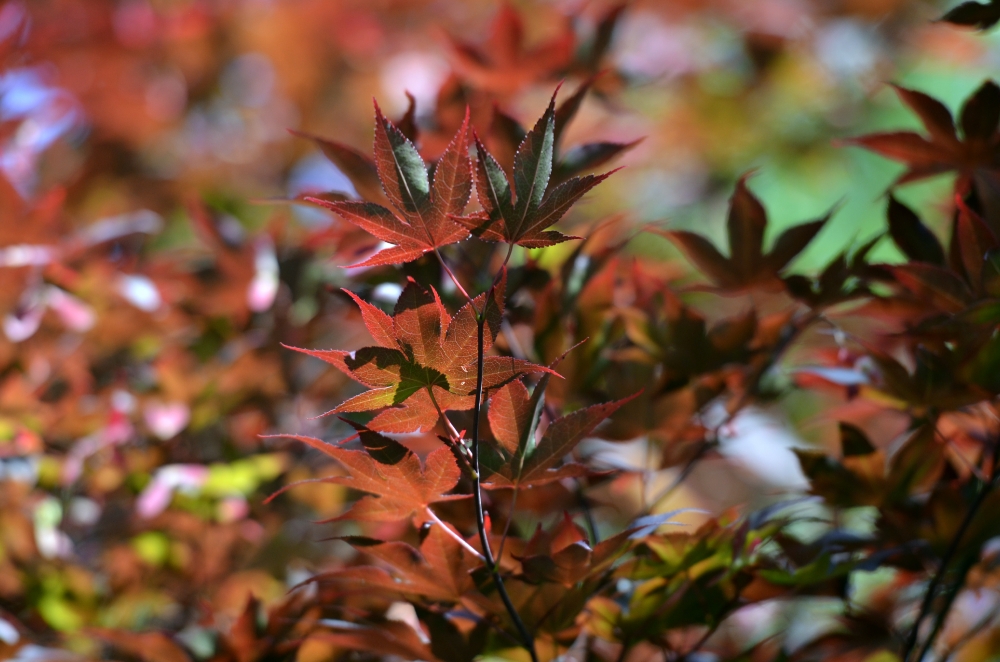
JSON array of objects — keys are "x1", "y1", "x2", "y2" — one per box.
[
  {"x1": 290, "y1": 129, "x2": 388, "y2": 206},
  {"x1": 893, "y1": 263, "x2": 973, "y2": 312},
  {"x1": 287, "y1": 275, "x2": 549, "y2": 431},
  {"x1": 887, "y1": 196, "x2": 945, "y2": 265},
  {"x1": 488, "y1": 380, "x2": 534, "y2": 455},
  {"x1": 307, "y1": 104, "x2": 472, "y2": 266},
  {"x1": 484, "y1": 393, "x2": 637, "y2": 489},
  {"x1": 316, "y1": 621, "x2": 438, "y2": 661},
  {"x1": 765, "y1": 217, "x2": 829, "y2": 273},
  {"x1": 268, "y1": 429, "x2": 463, "y2": 524},
  {"x1": 941, "y1": 1, "x2": 1000, "y2": 30},
  {"x1": 847, "y1": 83, "x2": 1000, "y2": 186},
  {"x1": 892, "y1": 85, "x2": 958, "y2": 144},
  {"x1": 91, "y1": 629, "x2": 191, "y2": 662},
  {"x1": 960, "y1": 80, "x2": 1000, "y2": 141},
  {"x1": 727, "y1": 174, "x2": 768, "y2": 279},
  {"x1": 955, "y1": 196, "x2": 1000, "y2": 288},
  {"x1": 656, "y1": 229, "x2": 738, "y2": 288}
]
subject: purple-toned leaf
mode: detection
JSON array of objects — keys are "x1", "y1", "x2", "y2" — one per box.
[
  {"x1": 657, "y1": 229, "x2": 737, "y2": 288},
  {"x1": 766, "y1": 217, "x2": 829, "y2": 272},
  {"x1": 892, "y1": 85, "x2": 957, "y2": 144},
  {"x1": 290, "y1": 129, "x2": 387, "y2": 205},
  {"x1": 940, "y1": 1, "x2": 1000, "y2": 29},
  {"x1": 727, "y1": 174, "x2": 767, "y2": 279},
  {"x1": 960, "y1": 79, "x2": 1000, "y2": 141},
  {"x1": 887, "y1": 195, "x2": 945, "y2": 265}
]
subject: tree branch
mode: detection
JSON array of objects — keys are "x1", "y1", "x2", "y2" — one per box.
[{"x1": 471, "y1": 300, "x2": 539, "y2": 662}]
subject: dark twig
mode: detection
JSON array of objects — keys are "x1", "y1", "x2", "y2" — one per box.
[
  {"x1": 649, "y1": 309, "x2": 820, "y2": 509},
  {"x1": 902, "y1": 438, "x2": 1000, "y2": 661},
  {"x1": 471, "y1": 295, "x2": 539, "y2": 662},
  {"x1": 913, "y1": 555, "x2": 977, "y2": 662}
]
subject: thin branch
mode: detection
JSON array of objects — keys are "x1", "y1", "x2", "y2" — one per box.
[
  {"x1": 939, "y1": 603, "x2": 1000, "y2": 661},
  {"x1": 913, "y1": 555, "x2": 977, "y2": 662},
  {"x1": 427, "y1": 387, "x2": 475, "y2": 478},
  {"x1": 471, "y1": 295, "x2": 539, "y2": 662},
  {"x1": 649, "y1": 309, "x2": 820, "y2": 510}
]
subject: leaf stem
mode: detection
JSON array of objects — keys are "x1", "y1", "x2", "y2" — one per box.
[
  {"x1": 471, "y1": 300, "x2": 539, "y2": 662},
  {"x1": 496, "y1": 486, "x2": 519, "y2": 564},
  {"x1": 425, "y1": 507, "x2": 486, "y2": 561},
  {"x1": 427, "y1": 387, "x2": 475, "y2": 478},
  {"x1": 435, "y1": 248, "x2": 477, "y2": 311}
]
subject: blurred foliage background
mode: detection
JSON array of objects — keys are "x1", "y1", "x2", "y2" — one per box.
[{"x1": 0, "y1": 0, "x2": 996, "y2": 659}]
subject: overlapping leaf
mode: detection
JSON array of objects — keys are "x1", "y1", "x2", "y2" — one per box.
[
  {"x1": 446, "y1": 3, "x2": 575, "y2": 93},
  {"x1": 845, "y1": 82, "x2": 1000, "y2": 187},
  {"x1": 285, "y1": 273, "x2": 552, "y2": 432},
  {"x1": 306, "y1": 102, "x2": 472, "y2": 266},
  {"x1": 267, "y1": 424, "x2": 463, "y2": 524},
  {"x1": 890, "y1": 197, "x2": 1000, "y2": 311},
  {"x1": 455, "y1": 89, "x2": 619, "y2": 248},
  {"x1": 313, "y1": 523, "x2": 478, "y2": 603},
  {"x1": 487, "y1": 77, "x2": 640, "y2": 188},
  {"x1": 657, "y1": 174, "x2": 829, "y2": 289},
  {"x1": 481, "y1": 377, "x2": 636, "y2": 489},
  {"x1": 941, "y1": 0, "x2": 1000, "y2": 29}
]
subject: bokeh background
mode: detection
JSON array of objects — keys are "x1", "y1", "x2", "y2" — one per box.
[{"x1": 0, "y1": 0, "x2": 993, "y2": 659}]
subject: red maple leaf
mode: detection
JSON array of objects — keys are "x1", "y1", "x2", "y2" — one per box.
[
  {"x1": 317, "y1": 523, "x2": 478, "y2": 603},
  {"x1": 481, "y1": 378, "x2": 636, "y2": 489},
  {"x1": 446, "y1": 3, "x2": 575, "y2": 94},
  {"x1": 267, "y1": 423, "x2": 464, "y2": 525},
  {"x1": 285, "y1": 272, "x2": 554, "y2": 433},
  {"x1": 306, "y1": 102, "x2": 473, "y2": 267}
]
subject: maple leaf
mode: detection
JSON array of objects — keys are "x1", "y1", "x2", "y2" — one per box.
[
  {"x1": 316, "y1": 523, "x2": 478, "y2": 603},
  {"x1": 91, "y1": 629, "x2": 190, "y2": 662},
  {"x1": 305, "y1": 102, "x2": 472, "y2": 267},
  {"x1": 516, "y1": 513, "x2": 641, "y2": 587},
  {"x1": 890, "y1": 196, "x2": 1000, "y2": 311},
  {"x1": 655, "y1": 174, "x2": 830, "y2": 289},
  {"x1": 289, "y1": 94, "x2": 418, "y2": 208},
  {"x1": 844, "y1": 82, "x2": 1000, "y2": 187},
  {"x1": 446, "y1": 3, "x2": 575, "y2": 94},
  {"x1": 940, "y1": 0, "x2": 1000, "y2": 29},
  {"x1": 285, "y1": 272, "x2": 553, "y2": 433},
  {"x1": 266, "y1": 423, "x2": 464, "y2": 524},
  {"x1": 487, "y1": 77, "x2": 640, "y2": 188},
  {"x1": 481, "y1": 376, "x2": 636, "y2": 489},
  {"x1": 455, "y1": 89, "x2": 618, "y2": 248}
]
